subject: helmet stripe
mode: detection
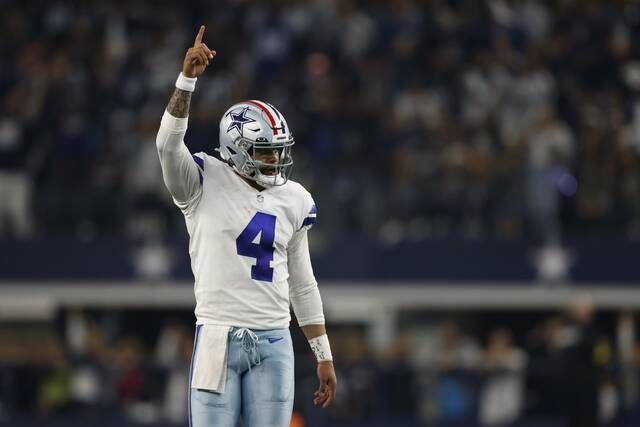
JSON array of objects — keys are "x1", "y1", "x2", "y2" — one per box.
[
  {"x1": 246, "y1": 100, "x2": 278, "y2": 135},
  {"x1": 265, "y1": 102, "x2": 281, "y2": 119},
  {"x1": 265, "y1": 102, "x2": 287, "y2": 134}
]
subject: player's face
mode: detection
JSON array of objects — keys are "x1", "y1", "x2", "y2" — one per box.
[{"x1": 254, "y1": 147, "x2": 280, "y2": 176}]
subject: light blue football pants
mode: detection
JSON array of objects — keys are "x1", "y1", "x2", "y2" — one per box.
[{"x1": 188, "y1": 326, "x2": 295, "y2": 427}]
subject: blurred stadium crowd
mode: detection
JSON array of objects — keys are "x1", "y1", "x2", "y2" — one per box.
[
  {"x1": 2, "y1": 1, "x2": 640, "y2": 426},
  {"x1": 1, "y1": 0, "x2": 640, "y2": 244},
  {"x1": 2, "y1": 301, "x2": 640, "y2": 427}
]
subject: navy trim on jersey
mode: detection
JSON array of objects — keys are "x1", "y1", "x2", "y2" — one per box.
[
  {"x1": 192, "y1": 155, "x2": 204, "y2": 185},
  {"x1": 301, "y1": 216, "x2": 317, "y2": 227}
]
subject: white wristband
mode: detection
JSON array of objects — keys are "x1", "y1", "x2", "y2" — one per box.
[
  {"x1": 176, "y1": 72, "x2": 197, "y2": 92},
  {"x1": 308, "y1": 334, "x2": 333, "y2": 362}
]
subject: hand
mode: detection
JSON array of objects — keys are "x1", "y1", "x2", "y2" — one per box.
[
  {"x1": 313, "y1": 361, "x2": 337, "y2": 408},
  {"x1": 182, "y1": 25, "x2": 216, "y2": 78}
]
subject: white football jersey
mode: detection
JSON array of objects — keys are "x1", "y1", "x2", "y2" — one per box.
[
  {"x1": 156, "y1": 111, "x2": 320, "y2": 330},
  {"x1": 185, "y1": 154, "x2": 316, "y2": 329}
]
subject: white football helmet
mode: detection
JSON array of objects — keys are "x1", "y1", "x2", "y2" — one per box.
[{"x1": 217, "y1": 100, "x2": 294, "y2": 187}]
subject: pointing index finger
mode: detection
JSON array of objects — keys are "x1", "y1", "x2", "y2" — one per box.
[{"x1": 194, "y1": 25, "x2": 205, "y2": 47}]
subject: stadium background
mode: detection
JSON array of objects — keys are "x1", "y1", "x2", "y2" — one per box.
[{"x1": 1, "y1": 0, "x2": 640, "y2": 426}]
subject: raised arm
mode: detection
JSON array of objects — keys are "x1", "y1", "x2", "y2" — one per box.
[{"x1": 156, "y1": 25, "x2": 216, "y2": 210}]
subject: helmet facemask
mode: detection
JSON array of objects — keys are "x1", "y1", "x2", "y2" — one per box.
[{"x1": 223, "y1": 136, "x2": 294, "y2": 187}]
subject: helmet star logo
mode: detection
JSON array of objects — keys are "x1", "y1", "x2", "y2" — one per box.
[{"x1": 226, "y1": 108, "x2": 255, "y2": 136}]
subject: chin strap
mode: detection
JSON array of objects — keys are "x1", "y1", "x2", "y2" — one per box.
[{"x1": 214, "y1": 148, "x2": 234, "y2": 165}]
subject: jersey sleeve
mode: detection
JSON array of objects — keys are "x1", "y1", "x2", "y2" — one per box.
[
  {"x1": 297, "y1": 190, "x2": 317, "y2": 232},
  {"x1": 156, "y1": 110, "x2": 203, "y2": 213},
  {"x1": 287, "y1": 227, "x2": 325, "y2": 326}
]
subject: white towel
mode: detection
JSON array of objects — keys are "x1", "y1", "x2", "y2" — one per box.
[{"x1": 191, "y1": 325, "x2": 231, "y2": 393}]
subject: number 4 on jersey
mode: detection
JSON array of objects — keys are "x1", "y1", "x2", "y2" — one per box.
[{"x1": 236, "y1": 212, "x2": 277, "y2": 282}]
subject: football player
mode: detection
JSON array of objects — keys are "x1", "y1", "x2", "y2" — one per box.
[{"x1": 155, "y1": 25, "x2": 337, "y2": 427}]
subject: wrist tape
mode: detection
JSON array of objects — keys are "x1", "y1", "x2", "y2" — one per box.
[
  {"x1": 176, "y1": 72, "x2": 197, "y2": 92},
  {"x1": 308, "y1": 334, "x2": 333, "y2": 362}
]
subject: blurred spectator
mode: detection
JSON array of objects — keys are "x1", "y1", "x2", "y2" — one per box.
[
  {"x1": 523, "y1": 107, "x2": 574, "y2": 243},
  {"x1": 0, "y1": 87, "x2": 34, "y2": 238},
  {"x1": 434, "y1": 321, "x2": 482, "y2": 422},
  {"x1": 380, "y1": 335, "x2": 419, "y2": 420},
  {"x1": 160, "y1": 326, "x2": 191, "y2": 425},
  {"x1": 66, "y1": 312, "x2": 109, "y2": 409},
  {"x1": 435, "y1": 321, "x2": 482, "y2": 372},
  {"x1": 526, "y1": 315, "x2": 567, "y2": 415},
  {"x1": 559, "y1": 294, "x2": 602, "y2": 427},
  {"x1": 479, "y1": 328, "x2": 527, "y2": 426},
  {"x1": 324, "y1": 328, "x2": 376, "y2": 421},
  {"x1": 36, "y1": 336, "x2": 70, "y2": 415},
  {"x1": 617, "y1": 311, "x2": 638, "y2": 411},
  {"x1": 114, "y1": 336, "x2": 147, "y2": 404}
]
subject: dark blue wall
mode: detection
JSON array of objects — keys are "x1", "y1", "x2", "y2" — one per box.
[{"x1": 1, "y1": 234, "x2": 638, "y2": 283}]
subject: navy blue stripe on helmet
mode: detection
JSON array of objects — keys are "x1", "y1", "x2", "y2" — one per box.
[
  {"x1": 266, "y1": 102, "x2": 281, "y2": 119},
  {"x1": 265, "y1": 103, "x2": 287, "y2": 134}
]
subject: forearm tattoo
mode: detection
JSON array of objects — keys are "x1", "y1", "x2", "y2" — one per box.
[{"x1": 167, "y1": 88, "x2": 192, "y2": 118}]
